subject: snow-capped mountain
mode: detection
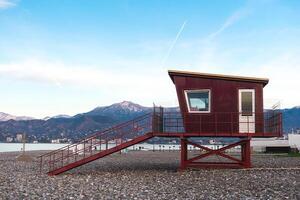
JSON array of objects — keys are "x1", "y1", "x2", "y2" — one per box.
[
  {"x1": 112, "y1": 101, "x2": 148, "y2": 112},
  {"x1": 43, "y1": 114, "x2": 72, "y2": 121},
  {"x1": 0, "y1": 112, "x2": 34, "y2": 121},
  {"x1": 82, "y1": 101, "x2": 151, "y2": 121}
]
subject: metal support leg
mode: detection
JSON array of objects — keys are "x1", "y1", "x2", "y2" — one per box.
[
  {"x1": 180, "y1": 137, "x2": 188, "y2": 170},
  {"x1": 243, "y1": 139, "x2": 251, "y2": 168}
]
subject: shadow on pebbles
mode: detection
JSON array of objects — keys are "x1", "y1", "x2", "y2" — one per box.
[{"x1": 0, "y1": 151, "x2": 299, "y2": 199}]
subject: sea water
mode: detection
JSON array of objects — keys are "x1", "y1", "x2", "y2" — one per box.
[
  {"x1": 0, "y1": 142, "x2": 224, "y2": 153},
  {"x1": 0, "y1": 143, "x2": 66, "y2": 153}
]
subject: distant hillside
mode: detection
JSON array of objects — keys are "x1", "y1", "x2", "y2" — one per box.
[
  {"x1": 0, "y1": 101, "x2": 153, "y2": 142},
  {"x1": 0, "y1": 102, "x2": 299, "y2": 142},
  {"x1": 0, "y1": 112, "x2": 34, "y2": 121},
  {"x1": 281, "y1": 107, "x2": 300, "y2": 133}
]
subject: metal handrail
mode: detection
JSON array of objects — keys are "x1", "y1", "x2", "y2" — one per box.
[
  {"x1": 39, "y1": 112, "x2": 152, "y2": 158},
  {"x1": 40, "y1": 112, "x2": 153, "y2": 173},
  {"x1": 157, "y1": 111, "x2": 282, "y2": 135}
]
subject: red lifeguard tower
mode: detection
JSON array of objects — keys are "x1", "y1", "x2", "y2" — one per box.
[{"x1": 39, "y1": 70, "x2": 282, "y2": 175}]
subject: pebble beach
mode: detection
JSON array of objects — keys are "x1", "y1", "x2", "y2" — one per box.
[{"x1": 0, "y1": 151, "x2": 299, "y2": 199}]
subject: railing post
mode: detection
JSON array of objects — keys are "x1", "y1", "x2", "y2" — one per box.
[
  {"x1": 280, "y1": 113, "x2": 283, "y2": 136},
  {"x1": 83, "y1": 140, "x2": 85, "y2": 158},
  {"x1": 90, "y1": 138, "x2": 93, "y2": 156},
  {"x1": 67, "y1": 146, "x2": 69, "y2": 165},
  {"x1": 48, "y1": 155, "x2": 50, "y2": 172},
  {"x1": 52, "y1": 153, "x2": 55, "y2": 171},
  {"x1": 40, "y1": 156, "x2": 42, "y2": 174},
  {"x1": 48, "y1": 155, "x2": 51, "y2": 172},
  {"x1": 61, "y1": 150, "x2": 63, "y2": 168},
  {"x1": 247, "y1": 116, "x2": 249, "y2": 133},
  {"x1": 152, "y1": 105, "x2": 156, "y2": 132},
  {"x1": 159, "y1": 106, "x2": 163, "y2": 133},
  {"x1": 177, "y1": 118, "x2": 179, "y2": 133},
  {"x1": 100, "y1": 136, "x2": 102, "y2": 151},
  {"x1": 120, "y1": 138, "x2": 122, "y2": 154},
  {"x1": 75, "y1": 145, "x2": 77, "y2": 161}
]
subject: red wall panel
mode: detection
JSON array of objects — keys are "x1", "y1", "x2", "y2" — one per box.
[{"x1": 173, "y1": 76, "x2": 264, "y2": 135}]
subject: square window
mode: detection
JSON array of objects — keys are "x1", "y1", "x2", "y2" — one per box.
[{"x1": 185, "y1": 90, "x2": 211, "y2": 113}]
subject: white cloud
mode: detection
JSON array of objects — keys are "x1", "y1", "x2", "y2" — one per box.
[
  {"x1": 0, "y1": 0, "x2": 16, "y2": 9},
  {"x1": 257, "y1": 53, "x2": 300, "y2": 109},
  {"x1": 0, "y1": 59, "x2": 178, "y2": 106},
  {"x1": 0, "y1": 59, "x2": 146, "y2": 88}
]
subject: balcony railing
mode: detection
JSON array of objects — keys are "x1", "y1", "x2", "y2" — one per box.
[{"x1": 152, "y1": 107, "x2": 282, "y2": 137}]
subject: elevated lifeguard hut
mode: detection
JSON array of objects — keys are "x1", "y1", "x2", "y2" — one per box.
[{"x1": 39, "y1": 70, "x2": 282, "y2": 175}]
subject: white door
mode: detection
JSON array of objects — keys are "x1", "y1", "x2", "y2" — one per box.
[{"x1": 239, "y1": 89, "x2": 255, "y2": 133}]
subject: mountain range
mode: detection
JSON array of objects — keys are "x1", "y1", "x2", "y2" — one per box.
[
  {"x1": 0, "y1": 101, "x2": 153, "y2": 142},
  {"x1": 0, "y1": 101, "x2": 299, "y2": 142},
  {"x1": 0, "y1": 112, "x2": 34, "y2": 121}
]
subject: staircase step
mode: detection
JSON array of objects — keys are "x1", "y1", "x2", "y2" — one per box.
[{"x1": 47, "y1": 132, "x2": 153, "y2": 175}]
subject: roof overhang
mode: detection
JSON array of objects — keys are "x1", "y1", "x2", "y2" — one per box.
[{"x1": 168, "y1": 70, "x2": 269, "y2": 87}]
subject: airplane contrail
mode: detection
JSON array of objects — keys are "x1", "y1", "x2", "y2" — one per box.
[{"x1": 161, "y1": 20, "x2": 187, "y2": 66}]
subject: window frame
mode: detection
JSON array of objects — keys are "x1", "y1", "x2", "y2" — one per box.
[
  {"x1": 184, "y1": 89, "x2": 211, "y2": 113},
  {"x1": 238, "y1": 89, "x2": 255, "y2": 116}
]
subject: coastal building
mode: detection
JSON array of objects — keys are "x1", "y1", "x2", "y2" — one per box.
[
  {"x1": 16, "y1": 134, "x2": 23, "y2": 142},
  {"x1": 51, "y1": 138, "x2": 68, "y2": 144},
  {"x1": 6, "y1": 137, "x2": 13, "y2": 143},
  {"x1": 288, "y1": 134, "x2": 300, "y2": 150},
  {"x1": 168, "y1": 70, "x2": 280, "y2": 137},
  {"x1": 250, "y1": 133, "x2": 300, "y2": 152},
  {"x1": 40, "y1": 70, "x2": 282, "y2": 175},
  {"x1": 51, "y1": 139, "x2": 61, "y2": 144}
]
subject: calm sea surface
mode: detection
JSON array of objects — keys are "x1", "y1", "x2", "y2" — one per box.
[
  {"x1": 0, "y1": 143, "x2": 66, "y2": 153},
  {"x1": 0, "y1": 143, "x2": 223, "y2": 153}
]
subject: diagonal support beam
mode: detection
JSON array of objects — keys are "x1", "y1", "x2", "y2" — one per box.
[{"x1": 186, "y1": 139, "x2": 250, "y2": 164}]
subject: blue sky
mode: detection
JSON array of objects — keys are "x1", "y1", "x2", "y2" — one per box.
[{"x1": 0, "y1": 0, "x2": 300, "y2": 118}]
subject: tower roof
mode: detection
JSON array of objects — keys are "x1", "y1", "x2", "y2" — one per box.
[{"x1": 168, "y1": 70, "x2": 269, "y2": 86}]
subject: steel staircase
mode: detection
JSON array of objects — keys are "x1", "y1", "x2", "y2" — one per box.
[
  {"x1": 38, "y1": 106, "x2": 282, "y2": 174},
  {"x1": 39, "y1": 112, "x2": 157, "y2": 175}
]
